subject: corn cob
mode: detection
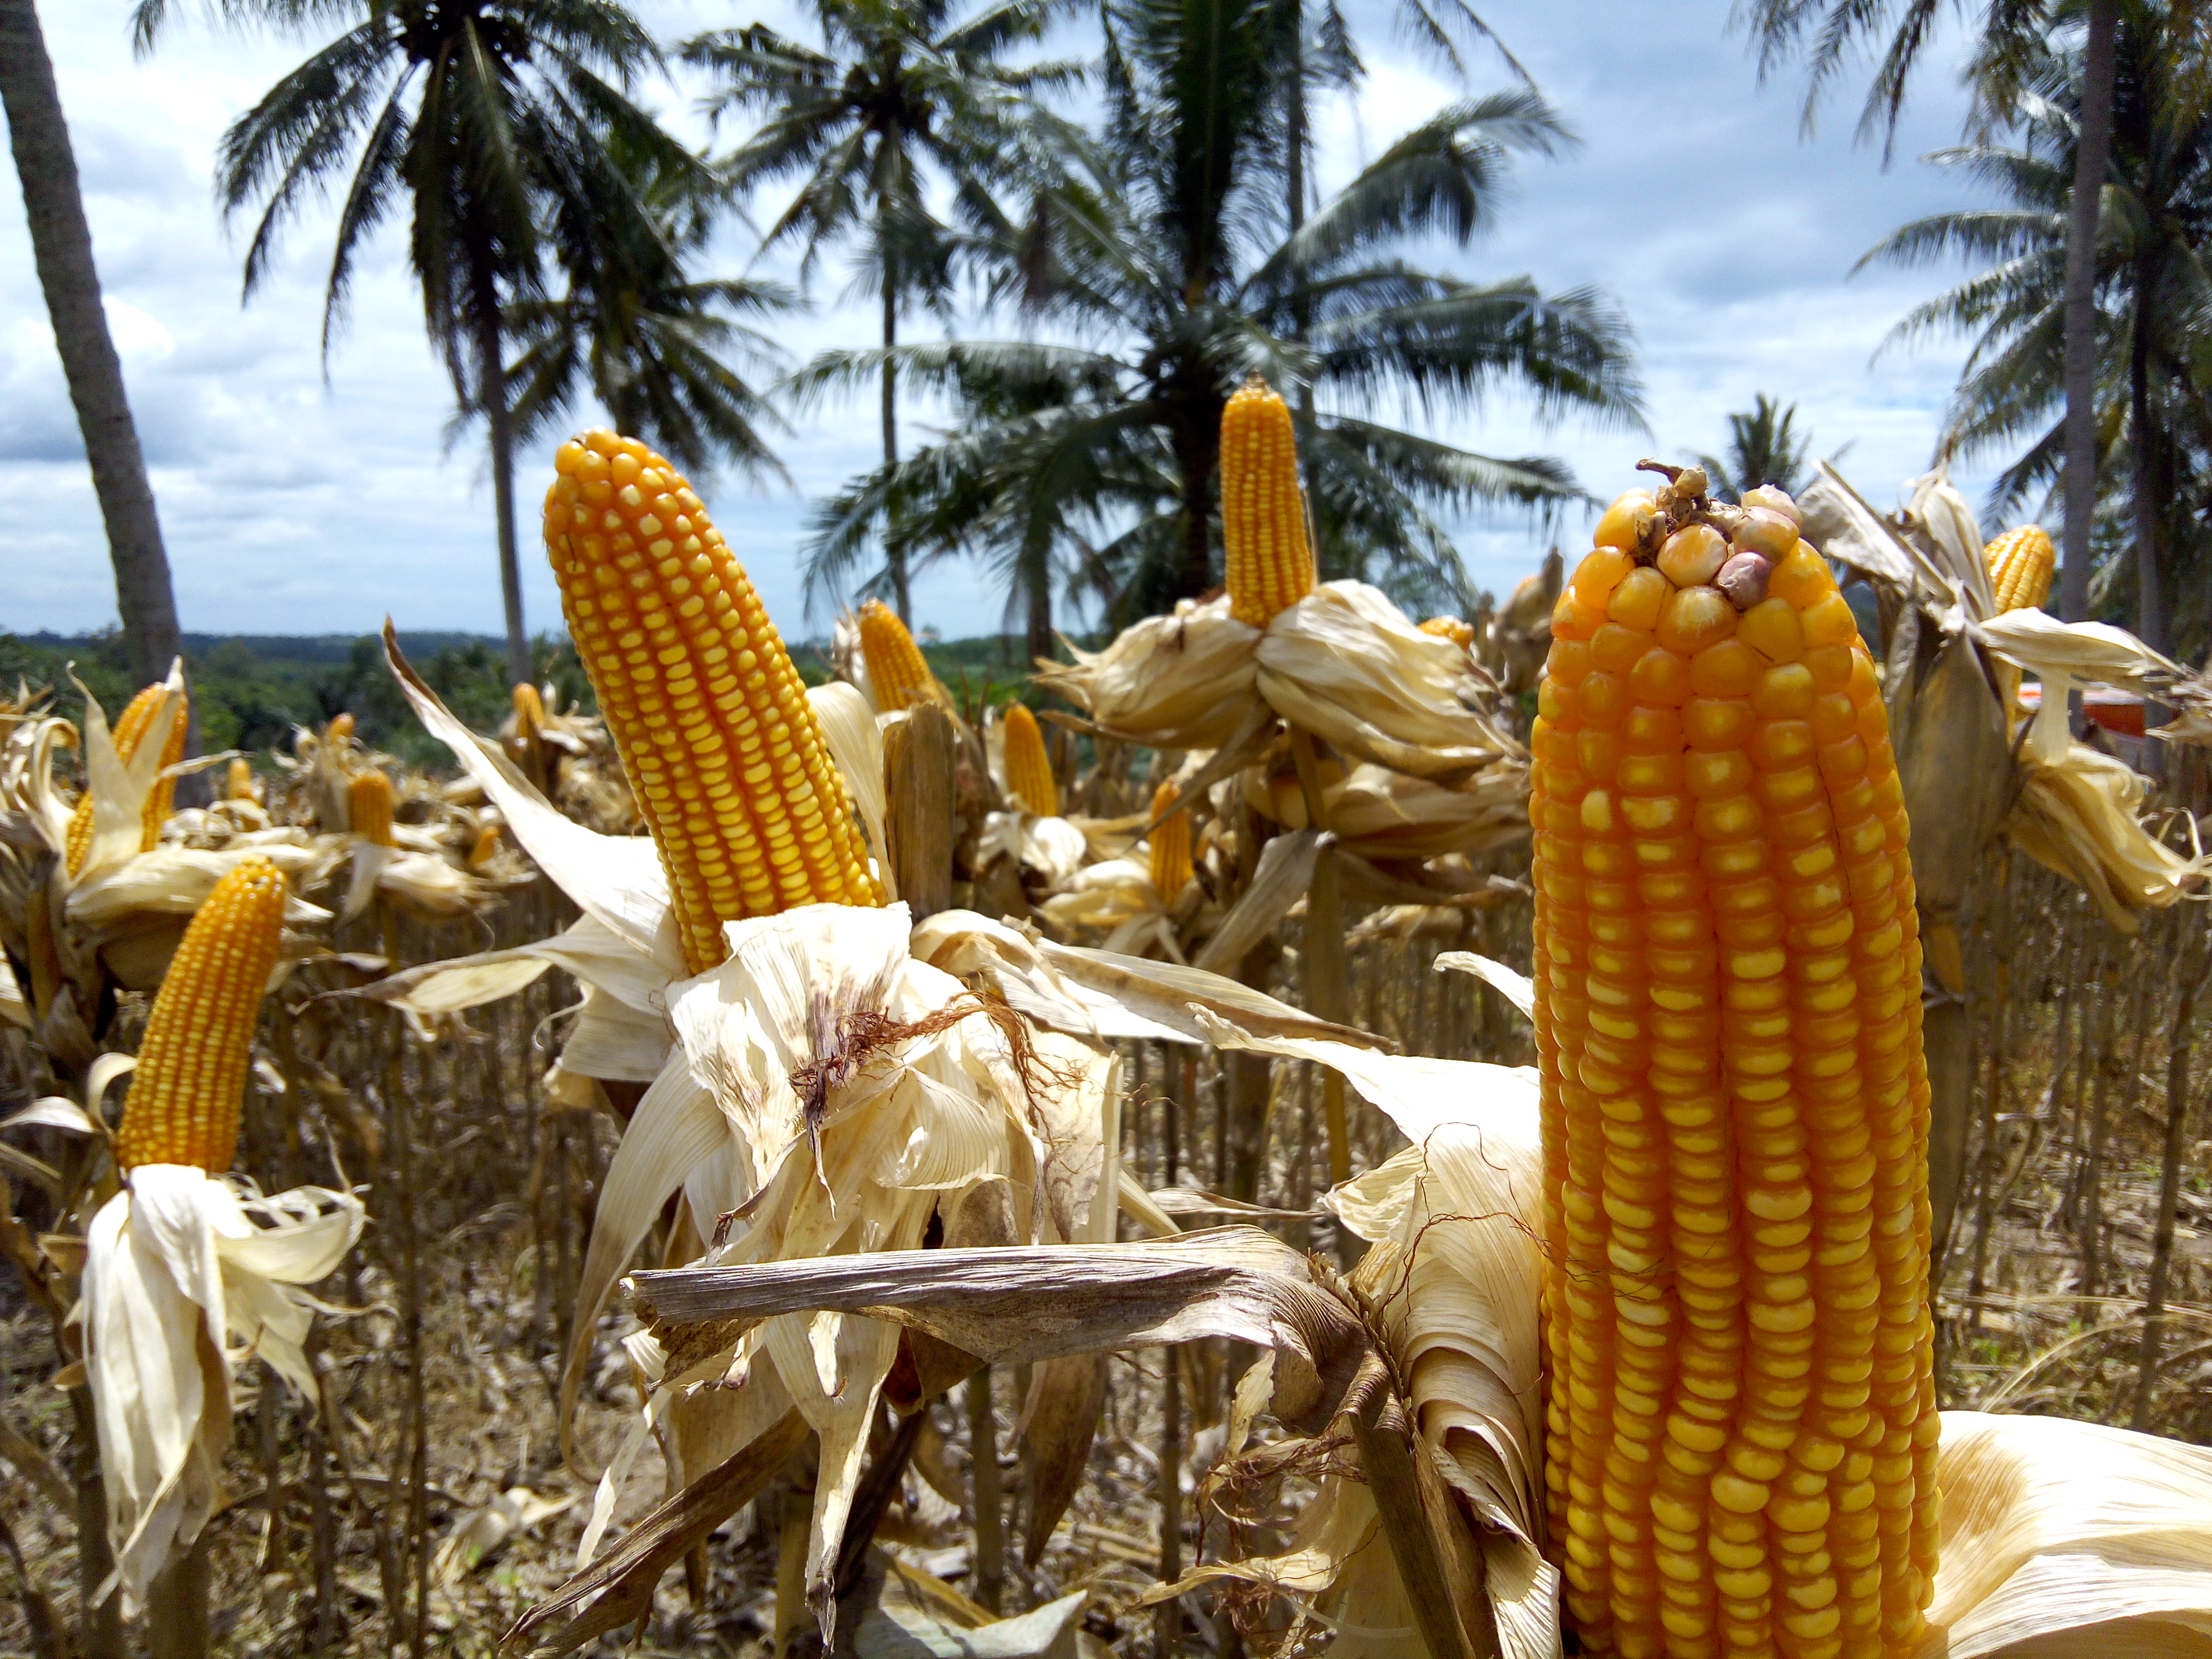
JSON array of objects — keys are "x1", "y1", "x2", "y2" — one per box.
[
  {"x1": 857, "y1": 599, "x2": 941, "y2": 711},
  {"x1": 1148, "y1": 782, "x2": 1192, "y2": 899},
  {"x1": 513, "y1": 681, "x2": 546, "y2": 734},
  {"x1": 469, "y1": 822, "x2": 504, "y2": 872},
  {"x1": 1533, "y1": 472, "x2": 1938, "y2": 1659},
  {"x1": 113, "y1": 854, "x2": 287, "y2": 1172},
  {"x1": 65, "y1": 681, "x2": 188, "y2": 877},
  {"x1": 349, "y1": 770, "x2": 396, "y2": 847},
  {"x1": 1420, "y1": 615, "x2": 1477, "y2": 649},
  {"x1": 326, "y1": 713, "x2": 356, "y2": 742},
  {"x1": 1983, "y1": 526, "x2": 2054, "y2": 614},
  {"x1": 225, "y1": 757, "x2": 257, "y2": 802},
  {"x1": 1001, "y1": 702, "x2": 1060, "y2": 817},
  {"x1": 1221, "y1": 375, "x2": 1317, "y2": 627},
  {"x1": 546, "y1": 430, "x2": 883, "y2": 974}
]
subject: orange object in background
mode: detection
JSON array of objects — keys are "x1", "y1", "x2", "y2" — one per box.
[{"x1": 2015, "y1": 682, "x2": 2147, "y2": 738}]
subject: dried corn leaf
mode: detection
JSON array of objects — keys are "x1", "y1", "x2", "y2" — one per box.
[{"x1": 630, "y1": 1227, "x2": 1370, "y2": 1433}]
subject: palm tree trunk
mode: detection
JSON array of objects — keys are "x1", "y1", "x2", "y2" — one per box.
[
  {"x1": 1285, "y1": 18, "x2": 1305, "y2": 239},
  {"x1": 2129, "y1": 259, "x2": 2165, "y2": 658},
  {"x1": 2057, "y1": 0, "x2": 2118, "y2": 638},
  {"x1": 1175, "y1": 391, "x2": 1222, "y2": 600},
  {"x1": 883, "y1": 281, "x2": 912, "y2": 626},
  {"x1": 472, "y1": 264, "x2": 531, "y2": 688},
  {"x1": 1025, "y1": 556, "x2": 1053, "y2": 668},
  {"x1": 0, "y1": 0, "x2": 197, "y2": 743}
]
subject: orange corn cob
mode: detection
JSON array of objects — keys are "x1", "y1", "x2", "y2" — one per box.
[
  {"x1": 113, "y1": 855, "x2": 287, "y2": 1172},
  {"x1": 349, "y1": 770, "x2": 396, "y2": 847},
  {"x1": 1001, "y1": 702, "x2": 1060, "y2": 817},
  {"x1": 326, "y1": 713, "x2": 356, "y2": 742},
  {"x1": 1983, "y1": 526, "x2": 2054, "y2": 614},
  {"x1": 1534, "y1": 475, "x2": 1937, "y2": 1659},
  {"x1": 1221, "y1": 375, "x2": 1317, "y2": 627},
  {"x1": 546, "y1": 429, "x2": 883, "y2": 974},
  {"x1": 857, "y1": 599, "x2": 941, "y2": 711},
  {"x1": 469, "y1": 822, "x2": 504, "y2": 872},
  {"x1": 513, "y1": 682, "x2": 546, "y2": 734},
  {"x1": 1147, "y1": 782, "x2": 1192, "y2": 899},
  {"x1": 1420, "y1": 615, "x2": 1477, "y2": 649},
  {"x1": 65, "y1": 681, "x2": 188, "y2": 877},
  {"x1": 225, "y1": 757, "x2": 257, "y2": 802}
]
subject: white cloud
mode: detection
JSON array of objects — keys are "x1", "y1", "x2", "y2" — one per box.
[{"x1": 3, "y1": 0, "x2": 2011, "y2": 644}]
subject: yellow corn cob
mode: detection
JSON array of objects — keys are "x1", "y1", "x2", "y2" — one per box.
[
  {"x1": 469, "y1": 822, "x2": 504, "y2": 872},
  {"x1": 1147, "y1": 782, "x2": 1192, "y2": 900},
  {"x1": 326, "y1": 713, "x2": 356, "y2": 742},
  {"x1": 857, "y1": 599, "x2": 941, "y2": 711},
  {"x1": 65, "y1": 681, "x2": 188, "y2": 877},
  {"x1": 113, "y1": 854, "x2": 287, "y2": 1172},
  {"x1": 225, "y1": 757, "x2": 257, "y2": 802},
  {"x1": 1420, "y1": 615, "x2": 1477, "y2": 649},
  {"x1": 1001, "y1": 702, "x2": 1060, "y2": 817},
  {"x1": 1983, "y1": 526, "x2": 2054, "y2": 614},
  {"x1": 1534, "y1": 478, "x2": 1938, "y2": 1659},
  {"x1": 546, "y1": 429, "x2": 883, "y2": 974},
  {"x1": 349, "y1": 770, "x2": 396, "y2": 847},
  {"x1": 1221, "y1": 375, "x2": 1317, "y2": 627},
  {"x1": 513, "y1": 681, "x2": 546, "y2": 734}
]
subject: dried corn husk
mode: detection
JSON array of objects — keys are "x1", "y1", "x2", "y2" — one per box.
[
  {"x1": 83, "y1": 1168, "x2": 362, "y2": 1611},
  {"x1": 1042, "y1": 584, "x2": 1519, "y2": 787},
  {"x1": 626, "y1": 1026, "x2": 2212, "y2": 1659},
  {"x1": 1036, "y1": 597, "x2": 1262, "y2": 750}
]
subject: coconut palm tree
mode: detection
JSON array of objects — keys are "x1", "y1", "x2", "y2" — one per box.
[
  {"x1": 1859, "y1": 0, "x2": 2212, "y2": 660},
  {"x1": 792, "y1": 0, "x2": 1641, "y2": 659},
  {"x1": 681, "y1": 0, "x2": 1083, "y2": 624},
  {"x1": 1695, "y1": 395, "x2": 1819, "y2": 502},
  {"x1": 1741, "y1": 0, "x2": 2120, "y2": 631},
  {"x1": 1, "y1": 0, "x2": 188, "y2": 752},
  {"x1": 133, "y1": 0, "x2": 702, "y2": 688},
  {"x1": 501, "y1": 133, "x2": 796, "y2": 482}
]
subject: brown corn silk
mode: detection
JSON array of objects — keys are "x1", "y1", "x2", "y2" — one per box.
[
  {"x1": 65, "y1": 681, "x2": 188, "y2": 876},
  {"x1": 857, "y1": 599, "x2": 939, "y2": 711},
  {"x1": 1982, "y1": 527, "x2": 2054, "y2": 615},
  {"x1": 113, "y1": 854, "x2": 287, "y2": 1172},
  {"x1": 1001, "y1": 702, "x2": 1060, "y2": 816},
  {"x1": 1532, "y1": 478, "x2": 1939, "y2": 1658},
  {"x1": 348, "y1": 770, "x2": 396, "y2": 847},
  {"x1": 545, "y1": 429, "x2": 882, "y2": 975},
  {"x1": 1221, "y1": 375, "x2": 1317, "y2": 627},
  {"x1": 1147, "y1": 782, "x2": 1192, "y2": 899}
]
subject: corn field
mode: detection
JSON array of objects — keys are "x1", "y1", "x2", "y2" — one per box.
[{"x1": 5, "y1": 423, "x2": 2212, "y2": 1659}]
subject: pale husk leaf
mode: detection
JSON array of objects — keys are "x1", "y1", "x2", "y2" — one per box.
[
  {"x1": 383, "y1": 624, "x2": 683, "y2": 976},
  {"x1": 83, "y1": 1168, "x2": 363, "y2": 1612},
  {"x1": 1034, "y1": 597, "x2": 1262, "y2": 749},
  {"x1": 1254, "y1": 584, "x2": 1520, "y2": 783}
]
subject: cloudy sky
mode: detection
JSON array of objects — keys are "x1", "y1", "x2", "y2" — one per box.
[{"x1": 5, "y1": 0, "x2": 2004, "y2": 646}]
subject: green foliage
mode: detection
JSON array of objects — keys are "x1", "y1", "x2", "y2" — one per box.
[
  {"x1": 0, "y1": 632, "x2": 593, "y2": 772},
  {"x1": 794, "y1": 0, "x2": 1643, "y2": 651},
  {"x1": 1694, "y1": 395, "x2": 1817, "y2": 503}
]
